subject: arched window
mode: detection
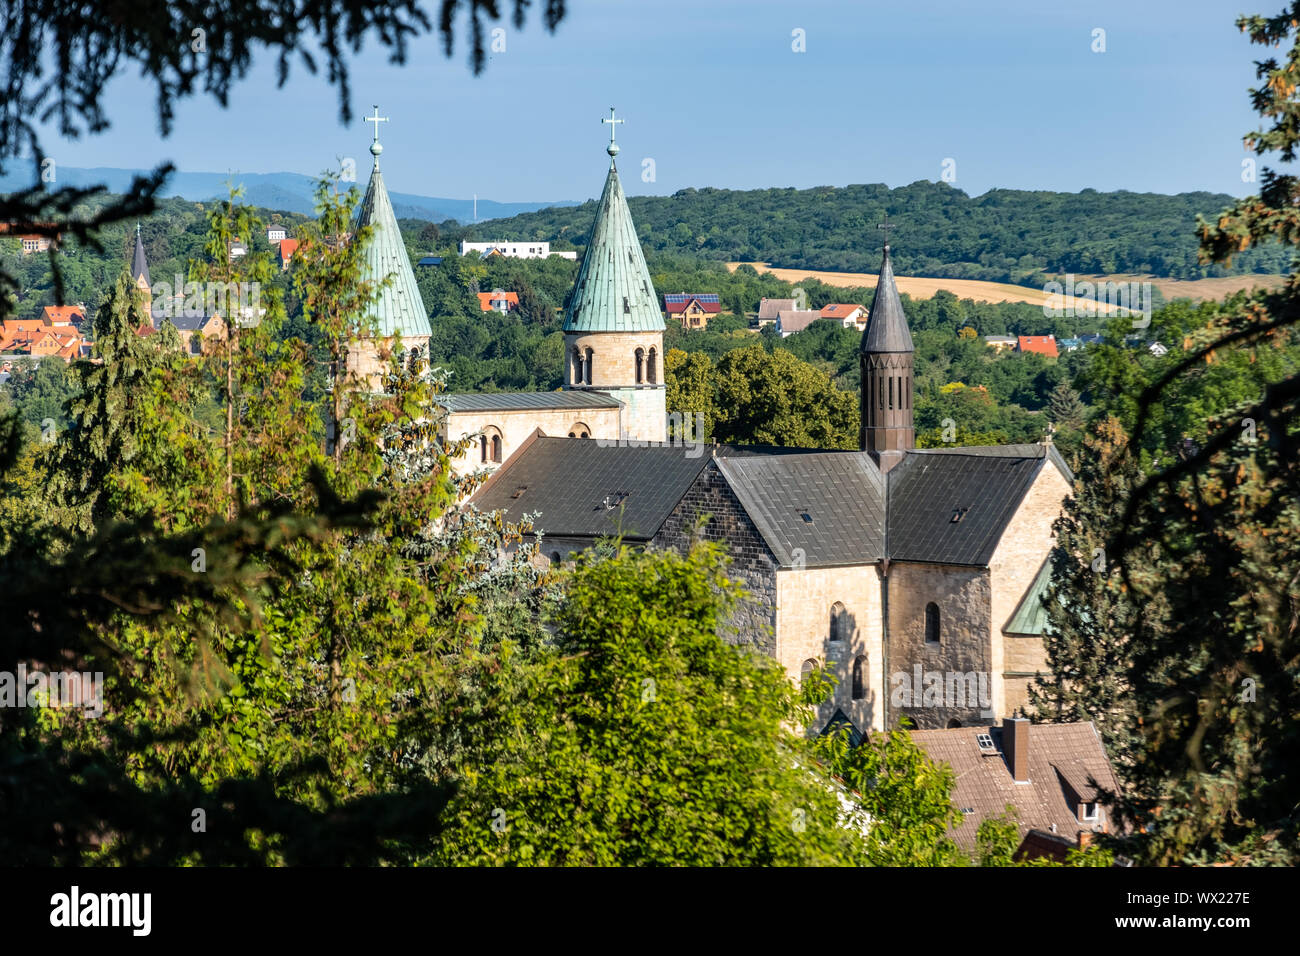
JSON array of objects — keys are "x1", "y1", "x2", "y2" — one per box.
[
  {"x1": 550, "y1": 551, "x2": 561, "y2": 564},
  {"x1": 925, "y1": 602, "x2": 941, "y2": 645},
  {"x1": 491, "y1": 434, "x2": 502, "y2": 463},
  {"x1": 572, "y1": 347, "x2": 584, "y2": 385},
  {"x1": 852, "y1": 655, "x2": 866, "y2": 700},
  {"x1": 829, "y1": 602, "x2": 847, "y2": 644},
  {"x1": 800, "y1": 659, "x2": 817, "y2": 688},
  {"x1": 481, "y1": 426, "x2": 503, "y2": 464},
  {"x1": 479, "y1": 435, "x2": 488, "y2": 463},
  {"x1": 888, "y1": 375, "x2": 895, "y2": 410},
  {"x1": 635, "y1": 347, "x2": 645, "y2": 384},
  {"x1": 584, "y1": 347, "x2": 594, "y2": 385},
  {"x1": 568, "y1": 421, "x2": 591, "y2": 439},
  {"x1": 947, "y1": 718, "x2": 963, "y2": 729},
  {"x1": 648, "y1": 347, "x2": 658, "y2": 384}
]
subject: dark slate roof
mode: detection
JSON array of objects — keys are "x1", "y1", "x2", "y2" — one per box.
[
  {"x1": 886, "y1": 445, "x2": 1058, "y2": 566},
  {"x1": 436, "y1": 391, "x2": 622, "y2": 413},
  {"x1": 910, "y1": 721, "x2": 1121, "y2": 854},
  {"x1": 131, "y1": 228, "x2": 150, "y2": 286},
  {"x1": 860, "y1": 243, "x2": 912, "y2": 354},
  {"x1": 469, "y1": 437, "x2": 709, "y2": 541},
  {"x1": 714, "y1": 452, "x2": 885, "y2": 567}
]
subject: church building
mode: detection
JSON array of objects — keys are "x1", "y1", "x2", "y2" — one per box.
[
  {"x1": 423, "y1": 111, "x2": 1070, "y2": 738},
  {"x1": 437, "y1": 111, "x2": 667, "y2": 476}
]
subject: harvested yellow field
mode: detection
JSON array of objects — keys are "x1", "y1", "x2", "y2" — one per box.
[
  {"x1": 727, "y1": 262, "x2": 1070, "y2": 307},
  {"x1": 1082, "y1": 273, "x2": 1286, "y2": 302},
  {"x1": 726, "y1": 262, "x2": 1288, "y2": 309}
]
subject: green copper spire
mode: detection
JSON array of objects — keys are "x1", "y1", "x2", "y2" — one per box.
[
  {"x1": 354, "y1": 106, "x2": 430, "y2": 341},
  {"x1": 562, "y1": 109, "x2": 663, "y2": 334}
]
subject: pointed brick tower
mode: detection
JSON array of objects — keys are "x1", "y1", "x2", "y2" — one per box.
[
  {"x1": 349, "y1": 107, "x2": 432, "y2": 388},
  {"x1": 131, "y1": 222, "x2": 153, "y2": 322},
  {"x1": 562, "y1": 109, "x2": 666, "y2": 442},
  {"x1": 859, "y1": 230, "x2": 914, "y2": 472}
]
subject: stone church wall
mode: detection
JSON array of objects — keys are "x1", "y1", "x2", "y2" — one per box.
[
  {"x1": 886, "y1": 562, "x2": 992, "y2": 729},
  {"x1": 775, "y1": 565, "x2": 884, "y2": 733},
  {"x1": 988, "y1": 458, "x2": 1071, "y2": 718},
  {"x1": 651, "y1": 462, "x2": 778, "y2": 656},
  {"x1": 440, "y1": 406, "x2": 622, "y2": 478}
]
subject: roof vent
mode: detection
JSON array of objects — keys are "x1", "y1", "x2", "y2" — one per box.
[
  {"x1": 976, "y1": 733, "x2": 998, "y2": 755},
  {"x1": 511, "y1": 487, "x2": 527, "y2": 499},
  {"x1": 951, "y1": 506, "x2": 969, "y2": 523},
  {"x1": 603, "y1": 492, "x2": 629, "y2": 510},
  {"x1": 800, "y1": 512, "x2": 813, "y2": 523}
]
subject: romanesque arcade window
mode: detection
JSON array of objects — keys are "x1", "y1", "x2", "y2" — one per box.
[
  {"x1": 584, "y1": 348, "x2": 593, "y2": 385},
  {"x1": 568, "y1": 422, "x2": 591, "y2": 439},
  {"x1": 572, "y1": 347, "x2": 584, "y2": 385},
  {"x1": 635, "y1": 347, "x2": 645, "y2": 384},
  {"x1": 800, "y1": 659, "x2": 816, "y2": 688},
  {"x1": 924, "y1": 602, "x2": 941, "y2": 645},
  {"x1": 648, "y1": 348, "x2": 657, "y2": 384}
]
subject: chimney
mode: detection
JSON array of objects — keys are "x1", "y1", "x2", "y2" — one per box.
[
  {"x1": 1004, "y1": 716, "x2": 1030, "y2": 783},
  {"x1": 1077, "y1": 830, "x2": 1093, "y2": 850}
]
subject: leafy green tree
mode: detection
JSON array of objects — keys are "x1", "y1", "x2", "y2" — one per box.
[
  {"x1": 712, "y1": 344, "x2": 858, "y2": 449},
  {"x1": 432, "y1": 540, "x2": 859, "y2": 865}
]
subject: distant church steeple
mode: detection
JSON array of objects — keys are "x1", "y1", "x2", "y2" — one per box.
[
  {"x1": 131, "y1": 222, "x2": 153, "y2": 322},
  {"x1": 350, "y1": 106, "x2": 432, "y2": 387},
  {"x1": 859, "y1": 218, "x2": 914, "y2": 472},
  {"x1": 562, "y1": 108, "x2": 666, "y2": 442}
]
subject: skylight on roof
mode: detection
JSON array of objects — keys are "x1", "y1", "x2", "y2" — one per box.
[{"x1": 976, "y1": 733, "x2": 997, "y2": 754}]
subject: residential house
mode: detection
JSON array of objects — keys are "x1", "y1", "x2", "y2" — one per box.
[
  {"x1": 757, "y1": 297, "x2": 795, "y2": 328},
  {"x1": 776, "y1": 309, "x2": 822, "y2": 337},
  {"x1": 1017, "y1": 335, "x2": 1058, "y2": 357},
  {"x1": 909, "y1": 717, "x2": 1122, "y2": 860},
  {"x1": 983, "y1": 335, "x2": 1017, "y2": 352},
  {"x1": 267, "y1": 224, "x2": 288, "y2": 244},
  {"x1": 664, "y1": 293, "x2": 722, "y2": 330},
  {"x1": 459, "y1": 240, "x2": 577, "y2": 261},
  {"x1": 821, "y1": 303, "x2": 867, "y2": 330},
  {"x1": 278, "y1": 238, "x2": 300, "y2": 271},
  {"x1": 477, "y1": 289, "x2": 520, "y2": 314}
]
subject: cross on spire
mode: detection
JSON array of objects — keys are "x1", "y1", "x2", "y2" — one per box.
[
  {"x1": 602, "y1": 106, "x2": 624, "y2": 157},
  {"x1": 877, "y1": 214, "x2": 895, "y2": 248},
  {"x1": 366, "y1": 105, "x2": 389, "y2": 158}
]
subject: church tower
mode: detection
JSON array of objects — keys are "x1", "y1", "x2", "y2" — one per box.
[
  {"x1": 562, "y1": 109, "x2": 666, "y2": 442},
  {"x1": 859, "y1": 224, "x2": 914, "y2": 472},
  {"x1": 349, "y1": 106, "x2": 432, "y2": 388},
  {"x1": 131, "y1": 223, "x2": 153, "y2": 321}
]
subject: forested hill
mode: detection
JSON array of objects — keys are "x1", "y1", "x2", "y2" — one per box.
[{"x1": 472, "y1": 180, "x2": 1291, "y2": 283}]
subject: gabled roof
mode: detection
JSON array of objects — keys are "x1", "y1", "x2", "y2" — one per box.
[
  {"x1": 757, "y1": 297, "x2": 795, "y2": 321},
  {"x1": 821, "y1": 303, "x2": 864, "y2": 319},
  {"x1": 664, "y1": 293, "x2": 722, "y2": 314},
  {"x1": 886, "y1": 444, "x2": 1067, "y2": 566},
  {"x1": 477, "y1": 290, "x2": 519, "y2": 311},
  {"x1": 354, "y1": 142, "x2": 432, "y2": 340},
  {"x1": 41, "y1": 305, "x2": 84, "y2": 326},
  {"x1": 910, "y1": 721, "x2": 1121, "y2": 853},
  {"x1": 860, "y1": 243, "x2": 912, "y2": 353},
  {"x1": 714, "y1": 451, "x2": 885, "y2": 567},
  {"x1": 1017, "y1": 335, "x2": 1058, "y2": 356},
  {"x1": 469, "y1": 436, "x2": 709, "y2": 541},
  {"x1": 437, "y1": 391, "x2": 621, "y2": 413},
  {"x1": 776, "y1": 310, "x2": 822, "y2": 334},
  {"x1": 563, "y1": 157, "x2": 663, "y2": 334},
  {"x1": 278, "y1": 238, "x2": 300, "y2": 260}
]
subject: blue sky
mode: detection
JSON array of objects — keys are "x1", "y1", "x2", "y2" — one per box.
[{"x1": 34, "y1": 0, "x2": 1269, "y2": 203}]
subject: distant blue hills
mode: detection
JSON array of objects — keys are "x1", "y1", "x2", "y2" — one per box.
[{"x1": 0, "y1": 165, "x2": 579, "y2": 223}]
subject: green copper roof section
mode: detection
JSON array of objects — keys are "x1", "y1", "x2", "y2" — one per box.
[
  {"x1": 563, "y1": 116, "x2": 663, "y2": 334},
  {"x1": 354, "y1": 119, "x2": 431, "y2": 341},
  {"x1": 1005, "y1": 558, "x2": 1054, "y2": 635}
]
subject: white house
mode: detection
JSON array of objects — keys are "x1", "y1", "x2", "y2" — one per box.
[{"x1": 459, "y1": 240, "x2": 578, "y2": 261}]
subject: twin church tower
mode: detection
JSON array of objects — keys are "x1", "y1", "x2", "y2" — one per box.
[{"x1": 352, "y1": 106, "x2": 913, "y2": 468}]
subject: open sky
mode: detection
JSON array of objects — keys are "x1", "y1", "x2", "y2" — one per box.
[{"x1": 33, "y1": 0, "x2": 1271, "y2": 203}]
